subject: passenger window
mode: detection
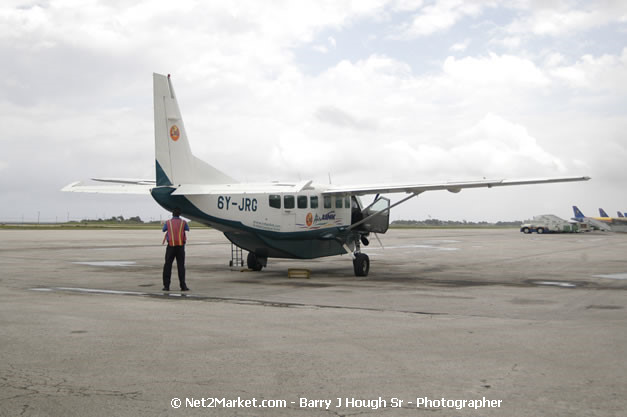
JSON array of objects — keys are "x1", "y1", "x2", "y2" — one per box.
[
  {"x1": 345, "y1": 196, "x2": 350, "y2": 208},
  {"x1": 335, "y1": 197, "x2": 343, "y2": 208},
  {"x1": 323, "y1": 196, "x2": 332, "y2": 209},
  {"x1": 297, "y1": 195, "x2": 307, "y2": 209},
  {"x1": 310, "y1": 196, "x2": 318, "y2": 209},
  {"x1": 284, "y1": 195, "x2": 295, "y2": 209},
  {"x1": 269, "y1": 195, "x2": 281, "y2": 209}
]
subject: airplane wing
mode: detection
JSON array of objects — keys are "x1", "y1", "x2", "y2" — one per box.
[
  {"x1": 61, "y1": 179, "x2": 153, "y2": 194},
  {"x1": 322, "y1": 176, "x2": 590, "y2": 196}
]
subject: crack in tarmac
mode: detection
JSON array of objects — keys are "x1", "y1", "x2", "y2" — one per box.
[
  {"x1": 0, "y1": 365, "x2": 142, "y2": 404},
  {"x1": 30, "y1": 286, "x2": 447, "y2": 317}
]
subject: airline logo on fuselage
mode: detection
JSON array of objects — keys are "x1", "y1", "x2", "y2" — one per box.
[
  {"x1": 314, "y1": 211, "x2": 336, "y2": 223},
  {"x1": 297, "y1": 211, "x2": 341, "y2": 230}
]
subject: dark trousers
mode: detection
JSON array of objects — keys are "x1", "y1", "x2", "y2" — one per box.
[{"x1": 163, "y1": 245, "x2": 186, "y2": 289}]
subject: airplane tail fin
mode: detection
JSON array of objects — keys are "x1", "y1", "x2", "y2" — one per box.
[
  {"x1": 572, "y1": 206, "x2": 585, "y2": 219},
  {"x1": 153, "y1": 73, "x2": 236, "y2": 186},
  {"x1": 619, "y1": 212, "x2": 625, "y2": 218},
  {"x1": 599, "y1": 208, "x2": 609, "y2": 218}
]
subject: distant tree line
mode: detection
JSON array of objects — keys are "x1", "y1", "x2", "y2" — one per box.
[
  {"x1": 76, "y1": 215, "x2": 159, "y2": 224},
  {"x1": 391, "y1": 219, "x2": 522, "y2": 227},
  {"x1": 71, "y1": 216, "x2": 520, "y2": 227}
]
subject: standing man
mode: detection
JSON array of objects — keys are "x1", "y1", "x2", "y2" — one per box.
[{"x1": 162, "y1": 208, "x2": 190, "y2": 291}]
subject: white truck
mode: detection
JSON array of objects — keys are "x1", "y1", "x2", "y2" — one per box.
[{"x1": 520, "y1": 214, "x2": 583, "y2": 234}]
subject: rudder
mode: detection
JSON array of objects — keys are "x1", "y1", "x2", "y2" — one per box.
[{"x1": 572, "y1": 206, "x2": 585, "y2": 218}]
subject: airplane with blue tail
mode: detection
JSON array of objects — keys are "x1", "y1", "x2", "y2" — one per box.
[{"x1": 572, "y1": 206, "x2": 627, "y2": 232}]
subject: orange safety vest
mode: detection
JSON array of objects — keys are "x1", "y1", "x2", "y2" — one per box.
[{"x1": 165, "y1": 218, "x2": 187, "y2": 246}]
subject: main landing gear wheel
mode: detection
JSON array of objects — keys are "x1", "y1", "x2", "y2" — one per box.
[
  {"x1": 353, "y1": 253, "x2": 370, "y2": 277},
  {"x1": 247, "y1": 252, "x2": 264, "y2": 271}
]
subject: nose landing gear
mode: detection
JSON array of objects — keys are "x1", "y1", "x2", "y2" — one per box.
[
  {"x1": 353, "y1": 252, "x2": 370, "y2": 276},
  {"x1": 350, "y1": 234, "x2": 370, "y2": 277}
]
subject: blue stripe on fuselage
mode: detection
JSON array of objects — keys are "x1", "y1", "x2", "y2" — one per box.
[{"x1": 150, "y1": 186, "x2": 349, "y2": 259}]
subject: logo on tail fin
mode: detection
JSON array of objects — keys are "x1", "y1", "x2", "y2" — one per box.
[{"x1": 169, "y1": 125, "x2": 180, "y2": 142}]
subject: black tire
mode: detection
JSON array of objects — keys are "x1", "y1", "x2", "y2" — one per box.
[
  {"x1": 522, "y1": 227, "x2": 531, "y2": 234},
  {"x1": 247, "y1": 252, "x2": 263, "y2": 271},
  {"x1": 353, "y1": 253, "x2": 370, "y2": 277},
  {"x1": 537, "y1": 228, "x2": 545, "y2": 234}
]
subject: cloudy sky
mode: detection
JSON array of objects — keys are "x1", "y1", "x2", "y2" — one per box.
[{"x1": 2, "y1": 0, "x2": 626, "y2": 223}]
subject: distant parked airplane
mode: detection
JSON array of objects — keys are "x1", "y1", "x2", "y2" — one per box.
[{"x1": 572, "y1": 206, "x2": 627, "y2": 233}]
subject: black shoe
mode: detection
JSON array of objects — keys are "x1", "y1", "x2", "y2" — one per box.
[
  {"x1": 162, "y1": 287, "x2": 169, "y2": 291},
  {"x1": 181, "y1": 287, "x2": 190, "y2": 291}
]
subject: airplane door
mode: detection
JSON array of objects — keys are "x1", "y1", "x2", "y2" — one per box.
[
  {"x1": 282, "y1": 195, "x2": 297, "y2": 231},
  {"x1": 360, "y1": 196, "x2": 390, "y2": 233}
]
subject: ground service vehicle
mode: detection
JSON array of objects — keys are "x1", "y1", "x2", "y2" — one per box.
[{"x1": 520, "y1": 215, "x2": 582, "y2": 234}]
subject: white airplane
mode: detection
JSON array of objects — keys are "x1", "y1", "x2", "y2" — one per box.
[{"x1": 63, "y1": 73, "x2": 590, "y2": 276}]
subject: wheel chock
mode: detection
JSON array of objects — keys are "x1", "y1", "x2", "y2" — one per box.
[{"x1": 288, "y1": 268, "x2": 311, "y2": 279}]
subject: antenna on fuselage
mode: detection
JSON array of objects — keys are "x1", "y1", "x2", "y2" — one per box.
[{"x1": 328, "y1": 172, "x2": 332, "y2": 184}]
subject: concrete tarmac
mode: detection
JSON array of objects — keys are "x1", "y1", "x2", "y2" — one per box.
[{"x1": 0, "y1": 228, "x2": 625, "y2": 416}]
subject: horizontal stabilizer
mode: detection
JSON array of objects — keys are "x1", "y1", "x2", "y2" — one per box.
[
  {"x1": 92, "y1": 177, "x2": 156, "y2": 185},
  {"x1": 61, "y1": 181, "x2": 152, "y2": 194}
]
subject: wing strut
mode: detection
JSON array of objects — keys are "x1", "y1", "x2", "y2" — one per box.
[{"x1": 347, "y1": 192, "x2": 420, "y2": 232}]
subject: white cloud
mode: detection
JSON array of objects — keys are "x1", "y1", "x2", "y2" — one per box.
[
  {"x1": 549, "y1": 48, "x2": 627, "y2": 91},
  {"x1": 451, "y1": 113, "x2": 565, "y2": 176},
  {"x1": 442, "y1": 53, "x2": 549, "y2": 88},
  {"x1": 355, "y1": 113, "x2": 565, "y2": 181},
  {"x1": 390, "y1": 0, "x2": 425, "y2": 12},
  {"x1": 219, "y1": 52, "x2": 572, "y2": 186},
  {"x1": 490, "y1": 36, "x2": 521, "y2": 50},
  {"x1": 312, "y1": 36, "x2": 338, "y2": 53},
  {"x1": 505, "y1": 1, "x2": 627, "y2": 36},
  {"x1": 1, "y1": 0, "x2": 625, "y2": 222},
  {"x1": 543, "y1": 52, "x2": 566, "y2": 68},
  {"x1": 313, "y1": 45, "x2": 329, "y2": 53},
  {"x1": 394, "y1": 0, "x2": 492, "y2": 38},
  {"x1": 449, "y1": 39, "x2": 470, "y2": 51}
]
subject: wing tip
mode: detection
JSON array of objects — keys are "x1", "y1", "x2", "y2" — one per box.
[{"x1": 61, "y1": 181, "x2": 82, "y2": 192}]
